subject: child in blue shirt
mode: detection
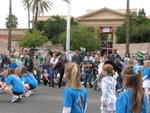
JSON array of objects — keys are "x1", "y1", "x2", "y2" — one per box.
[
  {"x1": 142, "y1": 60, "x2": 150, "y2": 107},
  {"x1": 21, "y1": 67, "x2": 38, "y2": 97},
  {"x1": 62, "y1": 62, "x2": 87, "y2": 113},
  {"x1": 0, "y1": 68, "x2": 25, "y2": 103},
  {"x1": 9, "y1": 58, "x2": 17, "y2": 70},
  {"x1": 116, "y1": 65, "x2": 148, "y2": 113},
  {"x1": 0, "y1": 70, "x2": 7, "y2": 83}
]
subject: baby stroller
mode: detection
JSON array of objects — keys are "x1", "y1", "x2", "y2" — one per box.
[{"x1": 92, "y1": 62, "x2": 105, "y2": 91}]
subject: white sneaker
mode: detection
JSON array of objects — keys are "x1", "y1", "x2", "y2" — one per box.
[
  {"x1": 24, "y1": 91, "x2": 30, "y2": 97},
  {"x1": 19, "y1": 95, "x2": 23, "y2": 101},
  {"x1": 11, "y1": 95, "x2": 20, "y2": 103}
]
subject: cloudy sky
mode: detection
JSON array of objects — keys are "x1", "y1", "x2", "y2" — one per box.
[{"x1": 0, "y1": 0, "x2": 149, "y2": 28}]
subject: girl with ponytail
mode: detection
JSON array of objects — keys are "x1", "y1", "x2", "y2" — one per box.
[
  {"x1": 62, "y1": 62, "x2": 87, "y2": 113},
  {"x1": 116, "y1": 65, "x2": 148, "y2": 113}
]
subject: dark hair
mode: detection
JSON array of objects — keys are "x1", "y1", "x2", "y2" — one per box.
[
  {"x1": 122, "y1": 65, "x2": 143, "y2": 113},
  {"x1": 125, "y1": 52, "x2": 130, "y2": 58},
  {"x1": 106, "y1": 55, "x2": 111, "y2": 60}
]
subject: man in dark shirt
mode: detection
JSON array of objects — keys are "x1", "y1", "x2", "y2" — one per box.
[
  {"x1": 72, "y1": 50, "x2": 82, "y2": 65},
  {"x1": 111, "y1": 49, "x2": 122, "y2": 61}
]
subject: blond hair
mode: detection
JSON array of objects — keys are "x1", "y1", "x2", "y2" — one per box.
[{"x1": 64, "y1": 62, "x2": 81, "y2": 90}]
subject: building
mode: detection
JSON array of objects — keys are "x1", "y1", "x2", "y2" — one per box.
[
  {"x1": 0, "y1": 29, "x2": 27, "y2": 51},
  {"x1": 76, "y1": 7, "x2": 150, "y2": 55}
]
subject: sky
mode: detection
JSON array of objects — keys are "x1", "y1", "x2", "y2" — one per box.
[{"x1": 0, "y1": 0, "x2": 150, "y2": 28}]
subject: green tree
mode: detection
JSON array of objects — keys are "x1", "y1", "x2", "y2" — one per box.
[
  {"x1": 5, "y1": 14, "x2": 18, "y2": 28},
  {"x1": 59, "y1": 26, "x2": 101, "y2": 51},
  {"x1": 138, "y1": 8, "x2": 146, "y2": 17},
  {"x1": 37, "y1": 16, "x2": 78, "y2": 44},
  {"x1": 19, "y1": 30, "x2": 48, "y2": 48},
  {"x1": 22, "y1": 0, "x2": 31, "y2": 29},
  {"x1": 31, "y1": 0, "x2": 53, "y2": 29},
  {"x1": 116, "y1": 9, "x2": 150, "y2": 43}
]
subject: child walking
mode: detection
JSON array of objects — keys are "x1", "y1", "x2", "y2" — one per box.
[
  {"x1": 100, "y1": 64, "x2": 117, "y2": 113},
  {"x1": 116, "y1": 65, "x2": 149, "y2": 113},
  {"x1": 62, "y1": 62, "x2": 87, "y2": 113}
]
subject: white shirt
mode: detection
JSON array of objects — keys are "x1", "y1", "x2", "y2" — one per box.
[{"x1": 101, "y1": 75, "x2": 117, "y2": 111}]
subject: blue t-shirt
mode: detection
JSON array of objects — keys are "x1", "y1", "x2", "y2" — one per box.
[
  {"x1": 0, "y1": 75, "x2": 7, "y2": 82},
  {"x1": 9, "y1": 63, "x2": 17, "y2": 70},
  {"x1": 6, "y1": 74, "x2": 25, "y2": 93},
  {"x1": 24, "y1": 73, "x2": 38, "y2": 88},
  {"x1": 116, "y1": 90, "x2": 148, "y2": 113},
  {"x1": 142, "y1": 67, "x2": 150, "y2": 80},
  {"x1": 63, "y1": 86, "x2": 87, "y2": 113},
  {"x1": 20, "y1": 76, "x2": 27, "y2": 83},
  {"x1": 0, "y1": 55, "x2": 2, "y2": 60}
]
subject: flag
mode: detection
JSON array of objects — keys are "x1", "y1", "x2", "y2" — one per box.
[{"x1": 63, "y1": 0, "x2": 69, "y2": 3}]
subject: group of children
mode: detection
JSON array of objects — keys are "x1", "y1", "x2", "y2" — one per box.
[
  {"x1": 61, "y1": 59, "x2": 149, "y2": 113},
  {"x1": 0, "y1": 67, "x2": 38, "y2": 103},
  {"x1": 100, "y1": 60, "x2": 150, "y2": 113}
]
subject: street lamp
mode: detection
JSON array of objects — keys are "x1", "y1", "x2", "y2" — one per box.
[
  {"x1": 126, "y1": 0, "x2": 130, "y2": 53},
  {"x1": 8, "y1": 0, "x2": 12, "y2": 52}
]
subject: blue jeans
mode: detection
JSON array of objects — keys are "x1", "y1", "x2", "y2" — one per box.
[{"x1": 83, "y1": 72, "x2": 93, "y2": 88}]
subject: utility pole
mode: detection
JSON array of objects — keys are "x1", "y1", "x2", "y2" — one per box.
[
  {"x1": 126, "y1": 0, "x2": 130, "y2": 53},
  {"x1": 65, "y1": 0, "x2": 71, "y2": 60},
  {"x1": 8, "y1": 0, "x2": 12, "y2": 52}
]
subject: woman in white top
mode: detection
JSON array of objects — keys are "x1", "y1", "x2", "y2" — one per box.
[{"x1": 100, "y1": 64, "x2": 116, "y2": 113}]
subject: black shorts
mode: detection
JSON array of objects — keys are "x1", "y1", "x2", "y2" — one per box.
[
  {"x1": 29, "y1": 84, "x2": 35, "y2": 90},
  {"x1": 13, "y1": 92, "x2": 23, "y2": 96}
]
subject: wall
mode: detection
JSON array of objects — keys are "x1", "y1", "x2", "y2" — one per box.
[{"x1": 115, "y1": 43, "x2": 150, "y2": 56}]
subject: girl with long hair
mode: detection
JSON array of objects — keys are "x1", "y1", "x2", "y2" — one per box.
[
  {"x1": 62, "y1": 62, "x2": 87, "y2": 113},
  {"x1": 116, "y1": 65, "x2": 148, "y2": 113}
]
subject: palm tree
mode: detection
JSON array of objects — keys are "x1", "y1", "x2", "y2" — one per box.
[
  {"x1": 22, "y1": 0, "x2": 31, "y2": 29},
  {"x1": 31, "y1": 0, "x2": 53, "y2": 29},
  {"x1": 5, "y1": 14, "x2": 18, "y2": 28}
]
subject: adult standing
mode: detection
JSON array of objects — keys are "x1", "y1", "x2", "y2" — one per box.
[
  {"x1": 111, "y1": 49, "x2": 122, "y2": 61},
  {"x1": 24, "y1": 55, "x2": 33, "y2": 72},
  {"x1": 54, "y1": 54, "x2": 68, "y2": 88},
  {"x1": 72, "y1": 50, "x2": 82, "y2": 66},
  {"x1": 83, "y1": 55, "x2": 93, "y2": 88}
]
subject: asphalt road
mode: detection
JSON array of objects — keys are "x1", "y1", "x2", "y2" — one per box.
[{"x1": 0, "y1": 86, "x2": 100, "y2": 113}]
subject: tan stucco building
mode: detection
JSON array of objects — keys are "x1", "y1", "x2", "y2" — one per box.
[
  {"x1": 77, "y1": 7, "x2": 127, "y2": 54},
  {"x1": 76, "y1": 7, "x2": 150, "y2": 55}
]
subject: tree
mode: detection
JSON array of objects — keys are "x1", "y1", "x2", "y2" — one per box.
[
  {"x1": 138, "y1": 8, "x2": 146, "y2": 17},
  {"x1": 31, "y1": 0, "x2": 53, "y2": 29},
  {"x1": 116, "y1": 9, "x2": 150, "y2": 43},
  {"x1": 5, "y1": 14, "x2": 18, "y2": 28},
  {"x1": 59, "y1": 26, "x2": 101, "y2": 51},
  {"x1": 37, "y1": 16, "x2": 78, "y2": 44},
  {"x1": 22, "y1": 0, "x2": 31, "y2": 29},
  {"x1": 19, "y1": 30, "x2": 48, "y2": 48}
]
